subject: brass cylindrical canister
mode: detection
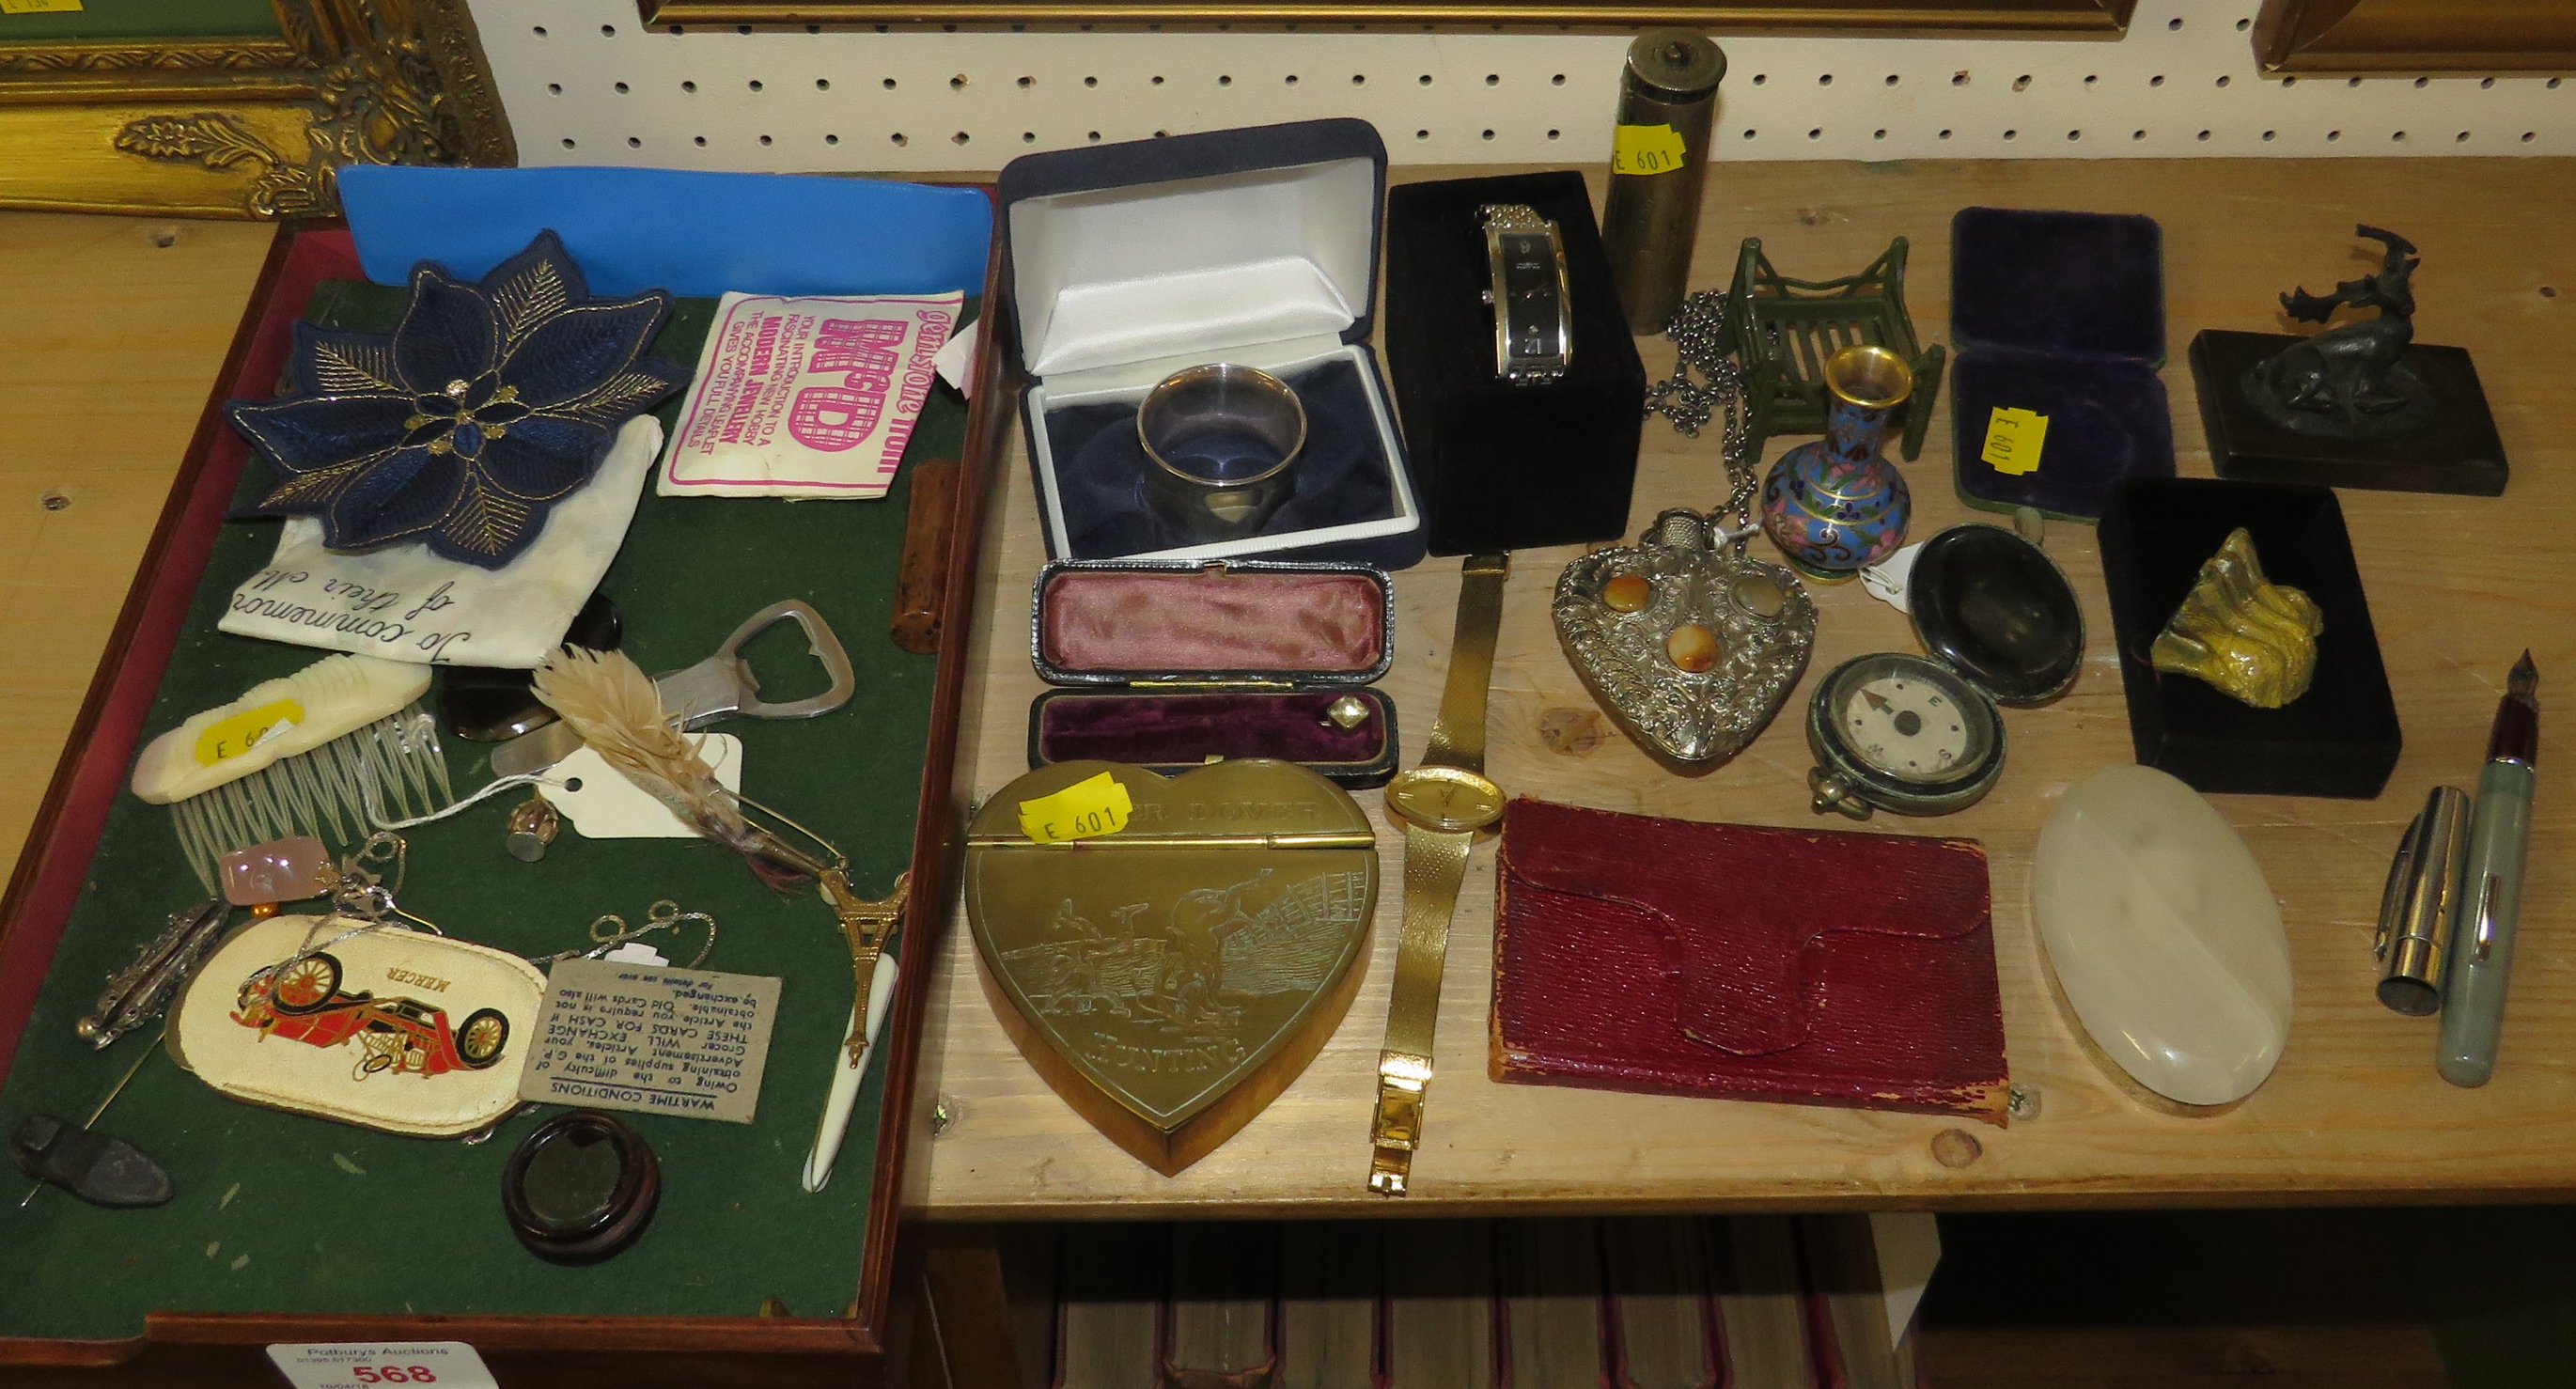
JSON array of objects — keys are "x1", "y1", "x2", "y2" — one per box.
[{"x1": 1600, "y1": 30, "x2": 1726, "y2": 336}]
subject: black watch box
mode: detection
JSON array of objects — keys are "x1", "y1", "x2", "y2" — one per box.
[
  {"x1": 1385, "y1": 171, "x2": 1647, "y2": 556},
  {"x1": 998, "y1": 119, "x2": 1428, "y2": 570},
  {"x1": 2097, "y1": 477, "x2": 2401, "y2": 799},
  {"x1": 1026, "y1": 559, "x2": 1400, "y2": 788}
]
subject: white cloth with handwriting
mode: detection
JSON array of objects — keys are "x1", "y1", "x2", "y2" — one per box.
[{"x1": 218, "y1": 417, "x2": 659, "y2": 668}]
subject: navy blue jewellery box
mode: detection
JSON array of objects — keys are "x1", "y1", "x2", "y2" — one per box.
[
  {"x1": 1948, "y1": 207, "x2": 2175, "y2": 522},
  {"x1": 997, "y1": 118, "x2": 1427, "y2": 569}
]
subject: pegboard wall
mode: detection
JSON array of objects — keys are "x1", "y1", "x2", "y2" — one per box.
[{"x1": 476, "y1": 0, "x2": 2575, "y2": 173}]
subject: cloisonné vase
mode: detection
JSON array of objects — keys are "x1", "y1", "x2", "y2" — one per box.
[{"x1": 1758, "y1": 344, "x2": 1915, "y2": 583}]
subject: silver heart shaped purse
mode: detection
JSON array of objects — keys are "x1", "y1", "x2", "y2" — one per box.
[
  {"x1": 1555, "y1": 510, "x2": 1816, "y2": 766},
  {"x1": 1555, "y1": 291, "x2": 1816, "y2": 767}
]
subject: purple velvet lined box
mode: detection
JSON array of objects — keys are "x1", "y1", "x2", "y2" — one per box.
[
  {"x1": 1949, "y1": 207, "x2": 2175, "y2": 523},
  {"x1": 1026, "y1": 559, "x2": 1399, "y2": 788}
]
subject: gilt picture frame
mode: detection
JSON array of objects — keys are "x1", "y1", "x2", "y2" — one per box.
[
  {"x1": 2255, "y1": 0, "x2": 2576, "y2": 73},
  {"x1": 0, "y1": 0, "x2": 512, "y2": 219},
  {"x1": 635, "y1": 0, "x2": 2134, "y2": 36}
]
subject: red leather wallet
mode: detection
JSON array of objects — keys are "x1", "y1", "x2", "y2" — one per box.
[{"x1": 1490, "y1": 799, "x2": 2009, "y2": 1125}]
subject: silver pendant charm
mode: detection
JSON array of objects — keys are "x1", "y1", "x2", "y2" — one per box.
[{"x1": 1553, "y1": 509, "x2": 1817, "y2": 767}]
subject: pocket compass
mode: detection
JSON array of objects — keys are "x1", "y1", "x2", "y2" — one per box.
[
  {"x1": 1808, "y1": 654, "x2": 2005, "y2": 818},
  {"x1": 1807, "y1": 523, "x2": 2084, "y2": 819}
]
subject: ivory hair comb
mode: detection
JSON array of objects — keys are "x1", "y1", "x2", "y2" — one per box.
[{"x1": 130, "y1": 654, "x2": 454, "y2": 895}]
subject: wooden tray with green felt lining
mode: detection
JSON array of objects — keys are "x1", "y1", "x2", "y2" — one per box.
[{"x1": 0, "y1": 222, "x2": 1009, "y2": 1381}]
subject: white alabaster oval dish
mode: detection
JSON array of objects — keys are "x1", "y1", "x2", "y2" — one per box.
[{"x1": 2031, "y1": 764, "x2": 2294, "y2": 1108}]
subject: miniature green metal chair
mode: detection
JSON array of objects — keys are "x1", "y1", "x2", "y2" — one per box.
[{"x1": 1721, "y1": 235, "x2": 1946, "y2": 462}]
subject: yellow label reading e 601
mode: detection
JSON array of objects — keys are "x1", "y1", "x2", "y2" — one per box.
[
  {"x1": 194, "y1": 699, "x2": 304, "y2": 767},
  {"x1": 1611, "y1": 124, "x2": 1689, "y2": 177},
  {"x1": 1981, "y1": 406, "x2": 2050, "y2": 476},
  {"x1": 0, "y1": 0, "x2": 86, "y2": 13},
  {"x1": 1017, "y1": 772, "x2": 1133, "y2": 845}
]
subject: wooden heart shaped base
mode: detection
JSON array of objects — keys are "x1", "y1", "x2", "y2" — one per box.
[{"x1": 964, "y1": 760, "x2": 1379, "y2": 1176}]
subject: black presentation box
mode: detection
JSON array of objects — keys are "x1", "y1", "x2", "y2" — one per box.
[
  {"x1": 1385, "y1": 171, "x2": 1647, "y2": 556},
  {"x1": 2097, "y1": 476, "x2": 2401, "y2": 799}
]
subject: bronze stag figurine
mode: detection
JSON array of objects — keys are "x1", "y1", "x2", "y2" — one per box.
[{"x1": 2246, "y1": 226, "x2": 2438, "y2": 438}]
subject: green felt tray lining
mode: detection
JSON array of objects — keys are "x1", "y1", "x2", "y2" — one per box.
[
  {"x1": 0, "y1": 0, "x2": 279, "y2": 42},
  {"x1": 0, "y1": 283, "x2": 959, "y2": 1340}
]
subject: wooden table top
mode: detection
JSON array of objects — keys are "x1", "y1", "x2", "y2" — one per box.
[
  {"x1": 915, "y1": 157, "x2": 2576, "y2": 1217},
  {"x1": 0, "y1": 212, "x2": 279, "y2": 886},
  {"x1": 5, "y1": 160, "x2": 2568, "y2": 1222}
]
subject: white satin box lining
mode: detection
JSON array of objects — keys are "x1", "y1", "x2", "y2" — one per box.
[{"x1": 1009, "y1": 155, "x2": 1376, "y2": 378}]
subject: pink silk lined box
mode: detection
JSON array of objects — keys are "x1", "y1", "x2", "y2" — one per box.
[{"x1": 1026, "y1": 559, "x2": 1399, "y2": 788}]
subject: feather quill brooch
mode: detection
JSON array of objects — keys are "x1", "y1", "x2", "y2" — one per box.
[{"x1": 532, "y1": 647, "x2": 827, "y2": 885}]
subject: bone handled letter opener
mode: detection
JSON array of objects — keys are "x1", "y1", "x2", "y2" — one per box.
[
  {"x1": 805, "y1": 870, "x2": 909, "y2": 1191},
  {"x1": 1370, "y1": 554, "x2": 1511, "y2": 1196}
]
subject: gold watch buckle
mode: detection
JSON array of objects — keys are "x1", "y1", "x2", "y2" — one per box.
[{"x1": 1366, "y1": 1050, "x2": 1433, "y2": 1196}]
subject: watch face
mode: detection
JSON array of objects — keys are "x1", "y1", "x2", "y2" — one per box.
[
  {"x1": 1485, "y1": 216, "x2": 1568, "y2": 383},
  {"x1": 1385, "y1": 765, "x2": 1507, "y2": 835},
  {"x1": 1499, "y1": 232, "x2": 1561, "y2": 359}
]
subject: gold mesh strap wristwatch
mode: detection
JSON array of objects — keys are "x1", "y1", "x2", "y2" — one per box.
[{"x1": 1368, "y1": 553, "x2": 1511, "y2": 1196}]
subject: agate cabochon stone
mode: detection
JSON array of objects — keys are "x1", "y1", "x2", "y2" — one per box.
[{"x1": 2032, "y1": 764, "x2": 2292, "y2": 1107}]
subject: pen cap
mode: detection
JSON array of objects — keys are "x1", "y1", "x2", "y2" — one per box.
[{"x1": 2375, "y1": 785, "x2": 2471, "y2": 1016}]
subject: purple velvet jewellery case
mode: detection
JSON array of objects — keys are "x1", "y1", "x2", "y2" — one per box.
[{"x1": 1025, "y1": 558, "x2": 1399, "y2": 788}]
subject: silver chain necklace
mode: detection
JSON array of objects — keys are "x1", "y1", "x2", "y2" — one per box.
[
  {"x1": 1553, "y1": 290, "x2": 1818, "y2": 767},
  {"x1": 1642, "y1": 289, "x2": 1758, "y2": 538}
]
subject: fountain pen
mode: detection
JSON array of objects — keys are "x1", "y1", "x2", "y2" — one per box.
[{"x1": 2437, "y1": 651, "x2": 2540, "y2": 1087}]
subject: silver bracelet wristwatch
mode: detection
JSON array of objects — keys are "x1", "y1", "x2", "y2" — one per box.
[{"x1": 1478, "y1": 203, "x2": 1572, "y2": 386}]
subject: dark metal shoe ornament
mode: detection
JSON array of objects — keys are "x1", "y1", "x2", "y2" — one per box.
[{"x1": 13, "y1": 1115, "x2": 173, "y2": 1209}]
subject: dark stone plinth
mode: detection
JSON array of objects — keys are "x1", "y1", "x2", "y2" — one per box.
[{"x1": 2190, "y1": 329, "x2": 2506, "y2": 497}]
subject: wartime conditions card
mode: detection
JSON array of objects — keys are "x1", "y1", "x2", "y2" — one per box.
[{"x1": 518, "y1": 960, "x2": 783, "y2": 1124}]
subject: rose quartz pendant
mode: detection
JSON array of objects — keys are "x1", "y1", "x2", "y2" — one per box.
[{"x1": 219, "y1": 835, "x2": 329, "y2": 907}]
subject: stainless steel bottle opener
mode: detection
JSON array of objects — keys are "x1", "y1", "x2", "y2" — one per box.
[{"x1": 492, "y1": 600, "x2": 857, "y2": 778}]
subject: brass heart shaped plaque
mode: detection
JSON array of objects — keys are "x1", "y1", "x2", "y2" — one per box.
[
  {"x1": 1554, "y1": 509, "x2": 1818, "y2": 768},
  {"x1": 964, "y1": 759, "x2": 1379, "y2": 1175}
]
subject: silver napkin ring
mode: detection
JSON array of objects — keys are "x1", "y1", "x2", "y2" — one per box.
[
  {"x1": 1480, "y1": 203, "x2": 1573, "y2": 385},
  {"x1": 1137, "y1": 363, "x2": 1306, "y2": 541}
]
